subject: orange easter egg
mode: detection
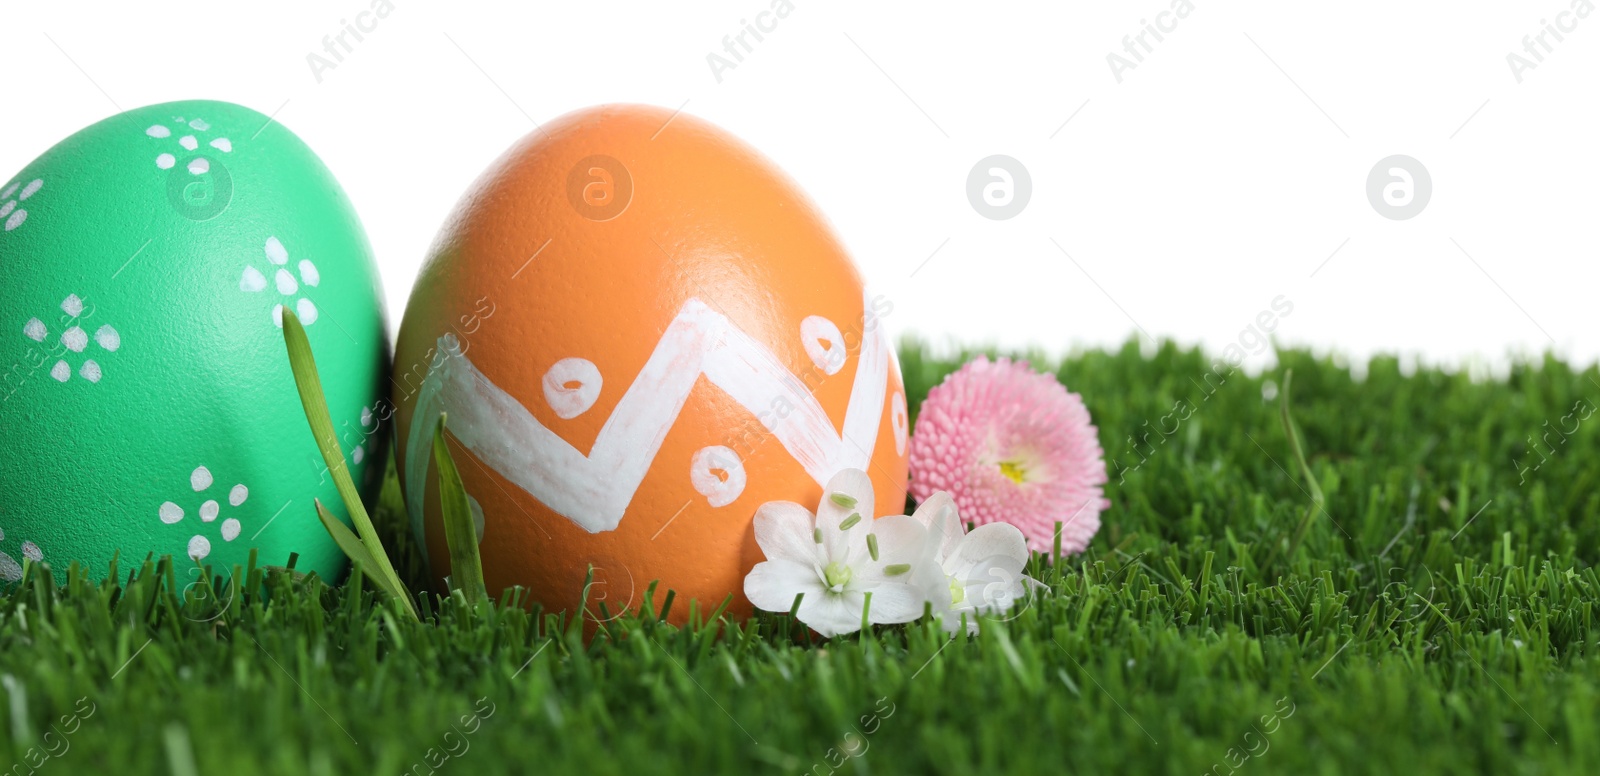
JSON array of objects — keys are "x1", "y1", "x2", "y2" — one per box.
[{"x1": 393, "y1": 104, "x2": 908, "y2": 622}]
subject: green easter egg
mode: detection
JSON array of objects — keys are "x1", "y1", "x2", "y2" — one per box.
[{"x1": 0, "y1": 100, "x2": 388, "y2": 584}]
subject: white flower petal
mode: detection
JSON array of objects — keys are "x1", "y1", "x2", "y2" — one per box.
[
  {"x1": 795, "y1": 589, "x2": 868, "y2": 638},
  {"x1": 859, "y1": 579, "x2": 935, "y2": 624},
  {"x1": 851, "y1": 515, "x2": 932, "y2": 574},
  {"x1": 817, "y1": 468, "x2": 875, "y2": 529},
  {"x1": 743, "y1": 559, "x2": 823, "y2": 614},
  {"x1": 946, "y1": 522, "x2": 1029, "y2": 579},
  {"x1": 752, "y1": 501, "x2": 822, "y2": 566},
  {"x1": 964, "y1": 574, "x2": 1028, "y2": 613},
  {"x1": 911, "y1": 491, "x2": 963, "y2": 563},
  {"x1": 952, "y1": 561, "x2": 1031, "y2": 620},
  {"x1": 938, "y1": 608, "x2": 981, "y2": 636}
]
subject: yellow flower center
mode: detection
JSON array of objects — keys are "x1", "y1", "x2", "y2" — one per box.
[
  {"x1": 949, "y1": 575, "x2": 965, "y2": 606},
  {"x1": 999, "y1": 459, "x2": 1029, "y2": 484},
  {"x1": 823, "y1": 561, "x2": 853, "y2": 591}
]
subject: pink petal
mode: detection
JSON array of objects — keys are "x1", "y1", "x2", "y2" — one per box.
[{"x1": 907, "y1": 356, "x2": 1110, "y2": 555}]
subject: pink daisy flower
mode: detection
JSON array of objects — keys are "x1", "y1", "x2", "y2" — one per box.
[{"x1": 908, "y1": 356, "x2": 1109, "y2": 556}]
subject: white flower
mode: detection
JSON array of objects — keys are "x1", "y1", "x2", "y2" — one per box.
[
  {"x1": 912, "y1": 491, "x2": 1040, "y2": 634},
  {"x1": 745, "y1": 469, "x2": 939, "y2": 637}
]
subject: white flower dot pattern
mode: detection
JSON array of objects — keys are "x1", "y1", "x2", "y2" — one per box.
[
  {"x1": 0, "y1": 526, "x2": 43, "y2": 583},
  {"x1": 146, "y1": 117, "x2": 231, "y2": 175},
  {"x1": 243, "y1": 237, "x2": 320, "y2": 328},
  {"x1": 0, "y1": 176, "x2": 43, "y2": 233},
  {"x1": 157, "y1": 465, "x2": 248, "y2": 561},
  {"x1": 22, "y1": 295, "x2": 120, "y2": 385}
]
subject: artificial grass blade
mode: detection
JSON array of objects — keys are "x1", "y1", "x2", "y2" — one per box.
[
  {"x1": 433, "y1": 413, "x2": 488, "y2": 608},
  {"x1": 313, "y1": 499, "x2": 401, "y2": 599},
  {"x1": 282, "y1": 309, "x2": 419, "y2": 619},
  {"x1": 1277, "y1": 369, "x2": 1326, "y2": 563}
]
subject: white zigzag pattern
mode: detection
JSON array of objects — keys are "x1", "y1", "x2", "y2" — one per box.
[{"x1": 404, "y1": 293, "x2": 892, "y2": 553}]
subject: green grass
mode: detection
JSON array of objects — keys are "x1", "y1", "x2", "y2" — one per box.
[{"x1": 5, "y1": 341, "x2": 1600, "y2": 775}]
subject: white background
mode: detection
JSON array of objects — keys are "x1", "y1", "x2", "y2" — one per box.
[{"x1": 4, "y1": 1, "x2": 1596, "y2": 374}]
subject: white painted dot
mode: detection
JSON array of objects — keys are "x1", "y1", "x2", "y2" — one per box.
[
  {"x1": 60, "y1": 294, "x2": 84, "y2": 317},
  {"x1": 274, "y1": 268, "x2": 298, "y2": 295},
  {"x1": 298, "y1": 260, "x2": 320, "y2": 287},
  {"x1": 801, "y1": 316, "x2": 848, "y2": 376},
  {"x1": 221, "y1": 518, "x2": 241, "y2": 542},
  {"x1": 228, "y1": 484, "x2": 248, "y2": 506},
  {"x1": 199, "y1": 500, "x2": 219, "y2": 522},
  {"x1": 542, "y1": 358, "x2": 603, "y2": 419},
  {"x1": 240, "y1": 265, "x2": 267, "y2": 293},
  {"x1": 50, "y1": 361, "x2": 69, "y2": 382},
  {"x1": 159, "y1": 502, "x2": 184, "y2": 524},
  {"x1": 3, "y1": 210, "x2": 24, "y2": 232},
  {"x1": 95, "y1": 325, "x2": 120, "y2": 351},
  {"x1": 690, "y1": 446, "x2": 747, "y2": 507},
  {"x1": 188, "y1": 535, "x2": 211, "y2": 560},
  {"x1": 360, "y1": 406, "x2": 373, "y2": 427},
  {"x1": 191, "y1": 466, "x2": 213, "y2": 491},
  {"x1": 178, "y1": 135, "x2": 198, "y2": 151},
  {"x1": 61, "y1": 326, "x2": 87, "y2": 352},
  {"x1": 187, "y1": 158, "x2": 210, "y2": 175},
  {"x1": 271, "y1": 304, "x2": 285, "y2": 328},
  {"x1": 79, "y1": 360, "x2": 101, "y2": 383},
  {"x1": 892, "y1": 390, "x2": 909, "y2": 456},
  {"x1": 189, "y1": 118, "x2": 210, "y2": 131},
  {"x1": 210, "y1": 138, "x2": 232, "y2": 153},
  {"x1": 20, "y1": 542, "x2": 40, "y2": 562},
  {"x1": 296, "y1": 298, "x2": 318, "y2": 325},
  {"x1": 265, "y1": 236, "x2": 288, "y2": 264},
  {"x1": 146, "y1": 125, "x2": 171, "y2": 138},
  {"x1": 352, "y1": 445, "x2": 365, "y2": 464},
  {"x1": 0, "y1": 183, "x2": 15, "y2": 198},
  {"x1": 19, "y1": 180, "x2": 42, "y2": 200},
  {"x1": 0, "y1": 201, "x2": 13, "y2": 219},
  {"x1": 156, "y1": 153, "x2": 175, "y2": 170},
  {"x1": 23, "y1": 318, "x2": 45, "y2": 342}
]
